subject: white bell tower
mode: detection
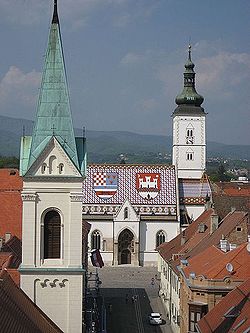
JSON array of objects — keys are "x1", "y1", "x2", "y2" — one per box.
[
  {"x1": 172, "y1": 45, "x2": 206, "y2": 179},
  {"x1": 19, "y1": 2, "x2": 86, "y2": 332}
]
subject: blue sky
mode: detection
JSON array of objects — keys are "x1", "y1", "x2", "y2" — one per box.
[{"x1": 0, "y1": 0, "x2": 249, "y2": 145}]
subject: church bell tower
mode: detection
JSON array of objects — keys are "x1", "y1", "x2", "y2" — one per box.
[
  {"x1": 19, "y1": 1, "x2": 86, "y2": 332},
  {"x1": 172, "y1": 45, "x2": 206, "y2": 179}
]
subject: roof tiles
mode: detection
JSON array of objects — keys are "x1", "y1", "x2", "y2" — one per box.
[
  {"x1": 0, "y1": 270, "x2": 62, "y2": 333},
  {"x1": 197, "y1": 278, "x2": 250, "y2": 333}
]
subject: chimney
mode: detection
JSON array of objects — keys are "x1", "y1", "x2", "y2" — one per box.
[
  {"x1": 229, "y1": 243, "x2": 237, "y2": 251},
  {"x1": 5, "y1": 232, "x2": 11, "y2": 243},
  {"x1": 198, "y1": 223, "x2": 206, "y2": 233},
  {"x1": 220, "y1": 237, "x2": 229, "y2": 252},
  {"x1": 210, "y1": 214, "x2": 219, "y2": 234}
]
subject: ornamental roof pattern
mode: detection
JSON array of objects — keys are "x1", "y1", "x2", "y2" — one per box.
[
  {"x1": 179, "y1": 178, "x2": 211, "y2": 205},
  {"x1": 82, "y1": 164, "x2": 177, "y2": 214}
]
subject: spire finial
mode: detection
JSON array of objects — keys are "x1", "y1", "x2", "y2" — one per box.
[
  {"x1": 188, "y1": 44, "x2": 192, "y2": 61},
  {"x1": 52, "y1": 0, "x2": 59, "y2": 24}
]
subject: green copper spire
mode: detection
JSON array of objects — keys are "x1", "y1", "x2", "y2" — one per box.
[
  {"x1": 28, "y1": 0, "x2": 79, "y2": 170},
  {"x1": 175, "y1": 45, "x2": 204, "y2": 107}
]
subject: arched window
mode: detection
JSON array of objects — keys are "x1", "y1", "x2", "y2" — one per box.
[
  {"x1": 156, "y1": 230, "x2": 166, "y2": 247},
  {"x1": 41, "y1": 163, "x2": 47, "y2": 174},
  {"x1": 49, "y1": 155, "x2": 56, "y2": 174},
  {"x1": 44, "y1": 210, "x2": 61, "y2": 259},
  {"x1": 124, "y1": 207, "x2": 128, "y2": 219},
  {"x1": 58, "y1": 163, "x2": 64, "y2": 174},
  {"x1": 91, "y1": 230, "x2": 101, "y2": 250}
]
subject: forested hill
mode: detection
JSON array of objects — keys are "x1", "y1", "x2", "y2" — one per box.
[{"x1": 0, "y1": 115, "x2": 249, "y2": 162}]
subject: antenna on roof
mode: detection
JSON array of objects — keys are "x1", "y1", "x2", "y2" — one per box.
[{"x1": 226, "y1": 262, "x2": 234, "y2": 274}]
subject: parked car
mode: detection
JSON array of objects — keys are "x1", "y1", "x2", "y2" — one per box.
[{"x1": 149, "y1": 312, "x2": 162, "y2": 325}]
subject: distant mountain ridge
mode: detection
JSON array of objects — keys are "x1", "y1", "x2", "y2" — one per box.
[{"x1": 0, "y1": 115, "x2": 249, "y2": 161}]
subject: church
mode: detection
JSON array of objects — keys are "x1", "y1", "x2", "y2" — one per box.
[
  {"x1": 83, "y1": 48, "x2": 211, "y2": 266},
  {"x1": 17, "y1": 1, "x2": 211, "y2": 331}
]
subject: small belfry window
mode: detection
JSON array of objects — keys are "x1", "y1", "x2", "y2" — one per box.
[
  {"x1": 186, "y1": 125, "x2": 194, "y2": 144},
  {"x1": 91, "y1": 230, "x2": 101, "y2": 250},
  {"x1": 187, "y1": 152, "x2": 194, "y2": 161},
  {"x1": 156, "y1": 230, "x2": 166, "y2": 247},
  {"x1": 41, "y1": 163, "x2": 47, "y2": 174},
  {"x1": 44, "y1": 210, "x2": 61, "y2": 259}
]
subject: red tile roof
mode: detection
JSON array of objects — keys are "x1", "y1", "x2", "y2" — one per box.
[
  {"x1": 197, "y1": 278, "x2": 250, "y2": 333},
  {"x1": 0, "y1": 270, "x2": 62, "y2": 333},
  {"x1": 212, "y1": 182, "x2": 250, "y2": 219},
  {"x1": 158, "y1": 210, "x2": 249, "y2": 275},
  {"x1": 0, "y1": 169, "x2": 23, "y2": 238},
  {"x1": 185, "y1": 211, "x2": 249, "y2": 260},
  {"x1": 0, "y1": 235, "x2": 22, "y2": 286},
  {"x1": 214, "y1": 182, "x2": 250, "y2": 197},
  {"x1": 157, "y1": 208, "x2": 215, "y2": 262},
  {"x1": 183, "y1": 243, "x2": 250, "y2": 280}
]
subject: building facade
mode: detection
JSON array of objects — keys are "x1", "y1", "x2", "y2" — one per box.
[
  {"x1": 19, "y1": 2, "x2": 86, "y2": 332},
  {"x1": 83, "y1": 164, "x2": 179, "y2": 266}
]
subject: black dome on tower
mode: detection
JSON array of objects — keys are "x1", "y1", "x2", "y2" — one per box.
[{"x1": 173, "y1": 45, "x2": 205, "y2": 116}]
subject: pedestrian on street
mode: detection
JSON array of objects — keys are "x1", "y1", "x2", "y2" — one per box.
[
  {"x1": 125, "y1": 294, "x2": 129, "y2": 304},
  {"x1": 108, "y1": 303, "x2": 112, "y2": 314},
  {"x1": 151, "y1": 277, "x2": 155, "y2": 286}
]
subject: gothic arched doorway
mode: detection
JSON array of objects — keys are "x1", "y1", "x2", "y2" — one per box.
[{"x1": 118, "y1": 229, "x2": 134, "y2": 265}]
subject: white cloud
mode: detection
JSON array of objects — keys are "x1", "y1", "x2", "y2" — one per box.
[
  {"x1": 0, "y1": 66, "x2": 41, "y2": 111},
  {"x1": 120, "y1": 52, "x2": 147, "y2": 65},
  {"x1": 197, "y1": 51, "x2": 250, "y2": 100}
]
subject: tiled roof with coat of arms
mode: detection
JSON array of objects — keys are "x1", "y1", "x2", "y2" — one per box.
[{"x1": 82, "y1": 164, "x2": 177, "y2": 215}]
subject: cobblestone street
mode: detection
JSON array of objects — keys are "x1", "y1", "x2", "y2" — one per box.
[{"x1": 91, "y1": 266, "x2": 173, "y2": 333}]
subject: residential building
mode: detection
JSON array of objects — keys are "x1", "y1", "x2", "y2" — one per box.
[
  {"x1": 179, "y1": 242, "x2": 250, "y2": 333},
  {"x1": 196, "y1": 278, "x2": 250, "y2": 333},
  {"x1": 157, "y1": 209, "x2": 249, "y2": 333},
  {"x1": 211, "y1": 181, "x2": 250, "y2": 219}
]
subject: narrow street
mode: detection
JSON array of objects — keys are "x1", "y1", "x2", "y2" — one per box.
[{"x1": 91, "y1": 266, "x2": 173, "y2": 333}]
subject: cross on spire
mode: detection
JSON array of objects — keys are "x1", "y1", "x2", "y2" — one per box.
[{"x1": 51, "y1": 124, "x2": 56, "y2": 135}]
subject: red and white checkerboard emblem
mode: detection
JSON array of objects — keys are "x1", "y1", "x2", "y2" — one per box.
[
  {"x1": 93, "y1": 172, "x2": 118, "y2": 199},
  {"x1": 136, "y1": 173, "x2": 160, "y2": 199}
]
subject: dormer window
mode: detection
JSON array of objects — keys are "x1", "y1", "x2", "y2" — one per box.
[{"x1": 58, "y1": 163, "x2": 64, "y2": 174}]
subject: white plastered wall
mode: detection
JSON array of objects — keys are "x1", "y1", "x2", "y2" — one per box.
[
  {"x1": 173, "y1": 115, "x2": 206, "y2": 179},
  {"x1": 140, "y1": 220, "x2": 179, "y2": 266}
]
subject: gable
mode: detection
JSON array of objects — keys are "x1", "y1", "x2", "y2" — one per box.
[
  {"x1": 114, "y1": 199, "x2": 140, "y2": 222},
  {"x1": 26, "y1": 137, "x2": 81, "y2": 177}
]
